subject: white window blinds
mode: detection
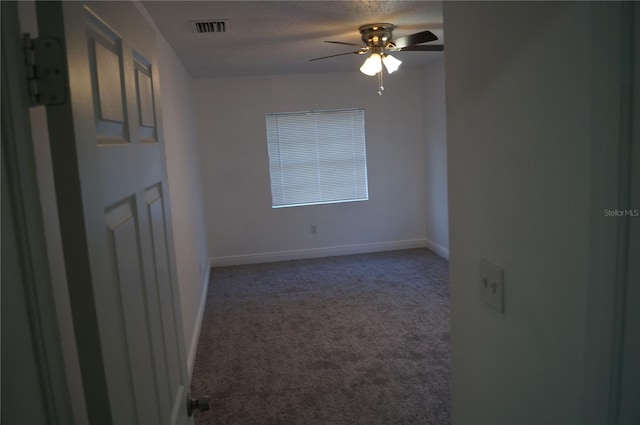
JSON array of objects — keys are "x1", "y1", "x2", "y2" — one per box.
[{"x1": 266, "y1": 109, "x2": 369, "y2": 208}]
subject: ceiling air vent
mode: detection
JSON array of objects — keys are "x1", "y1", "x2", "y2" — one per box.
[{"x1": 191, "y1": 20, "x2": 228, "y2": 34}]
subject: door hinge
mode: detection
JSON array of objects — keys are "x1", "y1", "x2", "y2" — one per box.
[{"x1": 23, "y1": 34, "x2": 66, "y2": 107}]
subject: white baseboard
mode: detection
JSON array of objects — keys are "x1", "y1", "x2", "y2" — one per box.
[
  {"x1": 426, "y1": 239, "x2": 450, "y2": 260},
  {"x1": 210, "y1": 239, "x2": 429, "y2": 267},
  {"x1": 187, "y1": 258, "x2": 211, "y2": 376}
]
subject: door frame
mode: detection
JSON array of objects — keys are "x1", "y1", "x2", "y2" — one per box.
[
  {"x1": 583, "y1": 2, "x2": 639, "y2": 424},
  {"x1": 1, "y1": 1, "x2": 82, "y2": 423},
  {"x1": 617, "y1": 1, "x2": 640, "y2": 422}
]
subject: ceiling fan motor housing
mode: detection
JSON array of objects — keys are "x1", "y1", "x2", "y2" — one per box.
[{"x1": 359, "y1": 23, "x2": 395, "y2": 48}]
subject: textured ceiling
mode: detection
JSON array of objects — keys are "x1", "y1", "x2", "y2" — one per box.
[{"x1": 142, "y1": 1, "x2": 444, "y2": 79}]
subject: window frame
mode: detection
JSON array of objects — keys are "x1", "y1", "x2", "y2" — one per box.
[{"x1": 265, "y1": 108, "x2": 369, "y2": 209}]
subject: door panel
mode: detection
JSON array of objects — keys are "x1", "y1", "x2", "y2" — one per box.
[
  {"x1": 36, "y1": 2, "x2": 189, "y2": 424},
  {"x1": 134, "y1": 54, "x2": 158, "y2": 142},
  {"x1": 145, "y1": 184, "x2": 184, "y2": 419},
  {"x1": 106, "y1": 197, "x2": 162, "y2": 425},
  {"x1": 87, "y1": 17, "x2": 129, "y2": 144},
  {"x1": 94, "y1": 42, "x2": 125, "y2": 123}
]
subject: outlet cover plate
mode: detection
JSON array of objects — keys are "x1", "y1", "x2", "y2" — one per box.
[{"x1": 479, "y1": 259, "x2": 504, "y2": 313}]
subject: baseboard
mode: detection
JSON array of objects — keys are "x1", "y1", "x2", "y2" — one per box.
[
  {"x1": 425, "y1": 239, "x2": 450, "y2": 260},
  {"x1": 210, "y1": 239, "x2": 428, "y2": 267},
  {"x1": 187, "y1": 258, "x2": 211, "y2": 376}
]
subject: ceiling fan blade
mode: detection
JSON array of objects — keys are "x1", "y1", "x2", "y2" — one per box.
[
  {"x1": 391, "y1": 30, "x2": 438, "y2": 49},
  {"x1": 400, "y1": 45, "x2": 444, "y2": 52},
  {"x1": 324, "y1": 40, "x2": 362, "y2": 46},
  {"x1": 309, "y1": 50, "x2": 364, "y2": 61}
]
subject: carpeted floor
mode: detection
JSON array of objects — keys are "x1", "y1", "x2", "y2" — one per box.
[{"x1": 191, "y1": 248, "x2": 450, "y2": 425}]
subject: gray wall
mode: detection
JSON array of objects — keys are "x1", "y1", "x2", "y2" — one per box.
[
  {"x1": 194, "y1": 70, "x2": 432, "y2": 265},
  {"x1": 444, "y1": 2, "x2": 594, "y2": 423}
]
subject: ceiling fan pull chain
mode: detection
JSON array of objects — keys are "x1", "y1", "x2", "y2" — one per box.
[{"x1": 377, "y1": 70, "x2": 384, "y2": 95}]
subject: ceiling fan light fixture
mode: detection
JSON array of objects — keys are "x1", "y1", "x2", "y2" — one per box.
[
  {"x1": 311, "y1": 23, "x2": 441, "y2": 94},
  {"x1": 382, "y1": 54, "x2": 402, "y2": 74},
  {"x1": 360, "y1": 53, "x2": 382, "y2": 76}
]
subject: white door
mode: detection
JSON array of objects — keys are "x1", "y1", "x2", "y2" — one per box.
[{"x1": 36, "y1": 2, "x2": 191, "y2": 424}]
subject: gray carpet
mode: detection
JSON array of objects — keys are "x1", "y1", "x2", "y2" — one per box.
[{"x1": 191, "y1": 248, "x2": 450, "y2": 425}]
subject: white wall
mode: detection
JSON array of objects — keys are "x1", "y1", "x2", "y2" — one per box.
[
  {"x1": 444, "y1": 2, "x2": 594, "y2": 424},
  {"x1": 422, "y1": 60, "x2": 449, "y2": 258},
  {"x1": 194, "y1": 70, "x2": 428, "y2": 265},
  {"x1": 147, "y1": 10, "x2": 210, "y2": 373}
]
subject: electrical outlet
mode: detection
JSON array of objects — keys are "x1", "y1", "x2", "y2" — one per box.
[
  {"x1": 310, "y1": 225, "x2": 317, "y2": 235},
  {"x1": 479, "y1": 259, "x2": 505, "y2": 313}
]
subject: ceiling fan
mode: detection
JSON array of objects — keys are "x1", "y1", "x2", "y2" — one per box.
[{"x1": 310, "y1": 23, "x2": 444, "y2": 94}]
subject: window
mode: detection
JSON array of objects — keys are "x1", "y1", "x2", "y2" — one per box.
[{"x1": 266, "y1": 108, "x2": 369, "y2": 208}]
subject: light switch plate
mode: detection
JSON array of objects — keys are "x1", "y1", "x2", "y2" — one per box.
[{"x1": 479, "y1": 259, "x2": 505, "y2": 313}]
